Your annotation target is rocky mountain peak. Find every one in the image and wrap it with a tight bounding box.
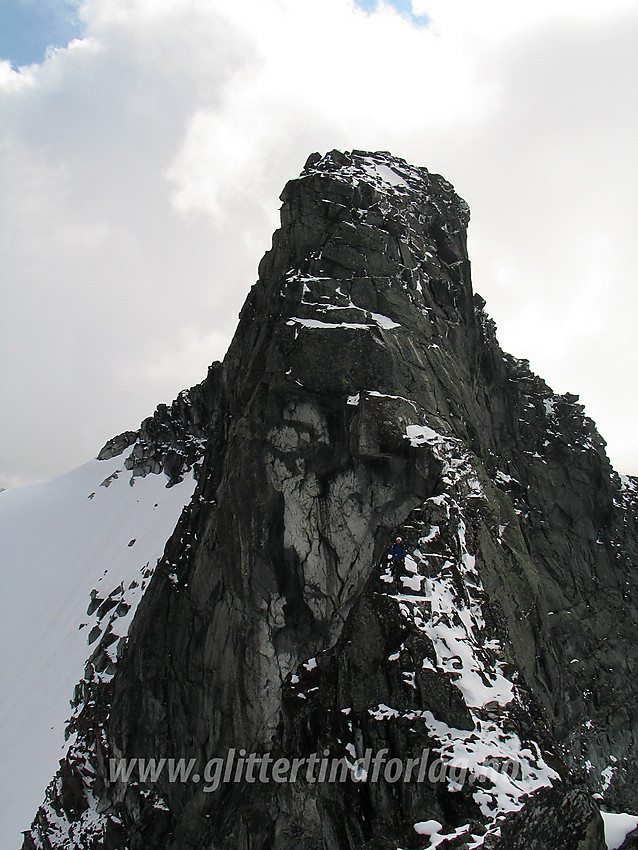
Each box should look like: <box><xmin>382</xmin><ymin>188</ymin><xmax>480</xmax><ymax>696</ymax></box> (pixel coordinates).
<box><xmin>20</xmin><ymin>150</ymin><xmax>637</xmax><ymax>850</ymax></box>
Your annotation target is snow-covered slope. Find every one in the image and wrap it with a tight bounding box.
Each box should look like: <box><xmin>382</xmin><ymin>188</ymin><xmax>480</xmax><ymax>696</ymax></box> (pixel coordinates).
<box><xmin>0</xmin><ymin>455</ymin><xmax>196</xmax><ymax>849</ymax></box>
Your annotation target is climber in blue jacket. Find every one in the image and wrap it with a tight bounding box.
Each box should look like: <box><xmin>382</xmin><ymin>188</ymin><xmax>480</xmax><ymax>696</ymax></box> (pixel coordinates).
<box><xmin>390</xmin><ymin>537</ymin><xmax>406</xmax><ymax>580</ymax></box>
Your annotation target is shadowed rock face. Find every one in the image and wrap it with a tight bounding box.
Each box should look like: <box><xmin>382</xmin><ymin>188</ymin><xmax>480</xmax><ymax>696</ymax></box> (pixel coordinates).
<box><xmin>23</xmin><ymin>151</ymin><xmax>636</xmax><ymax>850</ymax></box>
<box><xmin>486</xmin><ymin>781</ymin><xmax>607</xmax><ymax>850</ymax></box>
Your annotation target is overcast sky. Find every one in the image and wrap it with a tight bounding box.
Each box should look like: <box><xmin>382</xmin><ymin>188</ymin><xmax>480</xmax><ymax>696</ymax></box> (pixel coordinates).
<box><xmin>1</xmin><ymin>0</ymin><xmax>636</xmax><ymax>489</ymax></box>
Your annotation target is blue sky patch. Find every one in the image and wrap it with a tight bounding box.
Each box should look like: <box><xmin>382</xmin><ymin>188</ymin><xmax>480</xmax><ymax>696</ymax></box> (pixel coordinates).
<box><xmin>355</xmin><ymin>0</ymin><xmax>428</xmax><ymax>23</ymax></box>
<box><xmin>0</xmin><ymin>0</ymin><xmax>83</xmax><ymax>67</ymax></box>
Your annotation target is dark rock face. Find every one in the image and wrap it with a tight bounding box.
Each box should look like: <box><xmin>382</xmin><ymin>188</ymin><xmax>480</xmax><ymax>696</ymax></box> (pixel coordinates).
<box><xmin>23</xmin><ymin>151</ymin><xmax>637</xmax><ymax>850</ymax></box>
<box><xmin>487</xmin><ymin>782</ymin><xmax>607</xmax><ymax>850</ymax></box>
<box><xmin>620</xmin><ymin>829</ymin><xmax>638</xmax><ymax>850</ymax></box>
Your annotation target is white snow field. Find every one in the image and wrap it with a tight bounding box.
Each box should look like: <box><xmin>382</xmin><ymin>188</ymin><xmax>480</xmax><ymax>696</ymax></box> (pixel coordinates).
<box><xmin>601</xmin><ymin>812</ymin><xmax>638</xmax><ymax>850</ymax></box>
<box><xmin>0</xmin><ymin>454</ymin><xmax>196</xmax><ymax>850</ymax></box>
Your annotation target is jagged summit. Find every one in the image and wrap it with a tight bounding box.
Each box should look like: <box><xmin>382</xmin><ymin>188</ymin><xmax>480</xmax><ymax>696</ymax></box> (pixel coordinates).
<box><xmin>15</xmin><ymin>150</ymin><xmax>638</xmax><ymax>850</ymax></box>
<box><xmin>297</xmin><ymin>149</ymin><xmax>470</xmax><ymax>225</ymax></box>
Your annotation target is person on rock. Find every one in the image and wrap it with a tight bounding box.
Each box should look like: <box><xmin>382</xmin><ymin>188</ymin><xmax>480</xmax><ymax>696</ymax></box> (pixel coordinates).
<box><xmin>390</xmin><ymin>537</ymin><xmax>406</xmax><ymax>583</ymax></box>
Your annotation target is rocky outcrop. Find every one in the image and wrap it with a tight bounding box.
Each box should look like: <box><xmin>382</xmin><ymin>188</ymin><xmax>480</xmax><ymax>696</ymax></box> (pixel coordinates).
<box><xmin>486</xmin><ymin>782</ymin><xmax>606</xmax><ymax>850</ymax></box>
<box><xmin>98</xmin><ymin>362</ymin><xmax>222</xmax><ymax>484</ymax></box>
<box><xmin>22</xmin><ymin>150</ymin><xmax>637</xmax><ymax>849</ymax></box>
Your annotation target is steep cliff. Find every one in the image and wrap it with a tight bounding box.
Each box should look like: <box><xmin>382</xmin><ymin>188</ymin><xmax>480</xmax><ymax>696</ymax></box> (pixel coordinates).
<box><xmin>21</xmin><ymin>150</ymin><xmax>637</xmax><ymax>850</ymax></box>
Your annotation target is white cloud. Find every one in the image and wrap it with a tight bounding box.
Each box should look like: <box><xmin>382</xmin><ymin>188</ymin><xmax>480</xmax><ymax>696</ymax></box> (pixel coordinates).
<box><xmin>412</xmin><ymin>0</ymin><xmax>638</xmax><ymax>38</ymax></box>
<box><xmin>141</xmin><ymin>325</ymin><xmax>230</xmax><ymax>387</ymax></box>
<box><xmin>0</xmin><ymin>0</ymin><xmax>636</xmax><ymax>488</ymax></box>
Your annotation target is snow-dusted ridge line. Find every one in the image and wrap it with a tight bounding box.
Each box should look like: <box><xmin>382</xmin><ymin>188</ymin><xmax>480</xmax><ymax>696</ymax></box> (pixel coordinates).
<box><xmin>379</xmin><ymin>514</ymin><xmax>560</xmax><ymax>840</ymax></box>
<box><xmin>380</xmin><ymin>421</ymin><xmax>561</xmax><ymax>844</ymax></box>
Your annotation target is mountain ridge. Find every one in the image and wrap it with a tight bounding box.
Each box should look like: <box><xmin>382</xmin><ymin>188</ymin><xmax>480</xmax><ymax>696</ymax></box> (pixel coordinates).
<box><xmin>12</xmin><ymin>149</ymin><xmax>638</xmax><ymax>850</ymax></box>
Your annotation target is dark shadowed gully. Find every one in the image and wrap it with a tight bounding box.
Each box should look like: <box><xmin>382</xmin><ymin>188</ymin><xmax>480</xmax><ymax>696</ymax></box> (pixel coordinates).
<box><xmin>23</xmin><ymin>151</ymin><xmax>637</xmax><ymax>850</ymax></box>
